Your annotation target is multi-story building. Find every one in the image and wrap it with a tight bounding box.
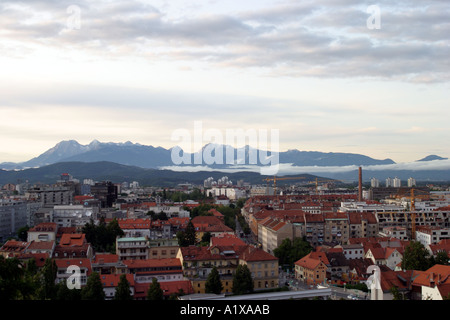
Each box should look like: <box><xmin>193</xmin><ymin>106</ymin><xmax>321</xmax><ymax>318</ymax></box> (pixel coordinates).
<box><xmin>148</xmin><ymin>238</ymin><xmax>179</xmax><ymax>259</ymax></box>
<box><xmin>51</xmin><ymin>205</ymin><xmax>98</xmax><ymax>229</ymax></box>
<box><xmin>416</xmin><ymin>226</ymin><xmax>450</xmax><ymax>246</ymax></box>
<box><xmin>371</xmin><ymin>178</ymin><xmax>380</xmax><ymax>188</ymax></box>
<box><xmin>177</xmin><ymin>241</ymin><xmax>278</xmax><ymax>294</ymax></box>
<box><xmin>0</xmin><ymin>199</ymin><xmax>29</xmax><ymax>242</ymax></box>
<box><xmin>348</xmin><ymin>212</ymin><xmax>379</xmax><ymax>238</ymax></box>
<box><xmin>116</xmin><ymin>237</ymin><xmax>149</xmax><ymax>261</ymax></box>
<box><xmin>323</xmin><ymin>212</ymin><xmax>349</xmax><ymax>245</ymax></box>
<box><xmin>294</xmin><ymin>252</ymin><xmax>328</xmax><ymax>286</ymax></box>
<box><xmin>25</xmin><ymin>185</ymin><xmax>75</xmax><ymax>208</ymax></box>
<box><xmin>91</xmin><ymin>181</ymin><xmax>118</xmax><ymax>208</ymax></box>
<box><xmin>27</xmin><ymin>222</ymin><xmax>58</xmax><ymax>242</ymax></box>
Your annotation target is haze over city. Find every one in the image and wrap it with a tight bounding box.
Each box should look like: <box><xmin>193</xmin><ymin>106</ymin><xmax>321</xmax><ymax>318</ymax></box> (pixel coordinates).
<box><xmin>0</xmin><ymin>0</ymin><xmax>449</xmax><ymax>164</ymax></box>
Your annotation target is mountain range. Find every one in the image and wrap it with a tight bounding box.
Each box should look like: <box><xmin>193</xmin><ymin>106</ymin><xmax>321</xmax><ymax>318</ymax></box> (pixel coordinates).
<box><xmin>0</xmin><ymin>140</ymin><xmax>449</xmax><ymax>184</ymax></box>
<box><xmin>0</xmin><ymin>139</ymin><xmax>397</xmax><ymax>170</ymax></box>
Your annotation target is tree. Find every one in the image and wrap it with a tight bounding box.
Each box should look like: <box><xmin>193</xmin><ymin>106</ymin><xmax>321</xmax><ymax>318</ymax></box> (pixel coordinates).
<box><xmin>81</xmin><ymin>272</ymin><xmax>106</xmax><ymax>300</ymax></box>
<box><xmin>147</xmin><ymin>278</ymin><xmax>164</xmax><ymax>300</ymax></box>
<box><xmin>17</xmin><ymin>225</ymin><xmax>29</xmax><ymax>242</ymax></box>
<box><xmin>114</xmin><ymin>274</ymin><xmax>133</xmax><ymax>300</ymax></box>
<box><xmin>274</xmin><ymin>237</ymin><xmax>313</xmax><ymax>270</ymax></box>
<box><xmin>401</xmin><ymin>241</ymin><xmax>432</xmax><ymax>271</ymax></box>
<box><xmin>232</xmin><ymin>264</ymin><xmax>253</xmax><ymax>295</ymax></box>
<box><xmin>55</xmin><ymin>280</ymin><xmax>81</xmax><ymax>300</ymax></box>
<box><xmin>177</xmin><ymin>221</ymin><xmax>197</xmax><ymax>247</ymax></box>
<box><xmin>205</xmin><ymin>266</ymin><xmax>223</xmax><ymax>294</ymax></box>
<box><xmin>38</xmin><ymin>258</ymin><xmax>58</xmax><ymax>300</ymax></box>
<box><xmin>432</xmin><ymin>251</ymin><xmax>449</xmax><ymax>266</ymax></box>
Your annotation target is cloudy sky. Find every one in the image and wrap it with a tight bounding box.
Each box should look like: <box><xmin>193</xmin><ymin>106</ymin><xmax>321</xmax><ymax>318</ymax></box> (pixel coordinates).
<box><xmin>0</xmin><ymin>0</ymin><xmax>449</xmax><ymax>164</ymax></box>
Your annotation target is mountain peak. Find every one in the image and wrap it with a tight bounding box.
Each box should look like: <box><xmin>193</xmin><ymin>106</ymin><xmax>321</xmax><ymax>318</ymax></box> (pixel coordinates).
<box><xmin>417</xmin><ymin>155</ymin><xmax>448</xmax><ymax>162</ymax></box>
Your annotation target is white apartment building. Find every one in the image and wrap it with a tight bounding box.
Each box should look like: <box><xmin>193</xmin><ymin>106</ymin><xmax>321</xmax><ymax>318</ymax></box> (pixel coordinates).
<box><xmin>416</xmin><ymin>226</ymin><xmax>450</xmax><ymax>246</ymax></box>
<box><xmin>51</xmin><ymin>204</ymin><xmax>98</xmax><ymax>228</ymax></box>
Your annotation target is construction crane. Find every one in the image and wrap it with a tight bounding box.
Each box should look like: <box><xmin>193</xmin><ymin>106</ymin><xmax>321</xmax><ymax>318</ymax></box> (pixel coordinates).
<box><xmin>394</xmin><ymin>188</ymin><xmax>430</xmax><ymax>240</ymax></box>
<box><xmin>262</xmin><ymin>176</ymin><xmax>340</xmax><ymax>196</ymax></box>
<box><xmin>262</xmin><ymin>176</ymin><xmax>313</xmax><ymax>196</ymax></box>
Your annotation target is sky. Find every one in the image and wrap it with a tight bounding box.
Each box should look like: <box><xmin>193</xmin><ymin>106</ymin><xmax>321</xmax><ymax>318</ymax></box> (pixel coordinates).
<box><xmin>0</xmin><ymin>0</ymin><xmax>449</xmax><ymax>164</ymax></box>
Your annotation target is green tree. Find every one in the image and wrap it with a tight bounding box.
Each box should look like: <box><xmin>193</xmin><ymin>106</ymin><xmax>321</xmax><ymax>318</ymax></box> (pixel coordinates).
<box><xmin>17</xmin><ymin>225</ymin><xmax>29</xmax><ymax>242</ymax></box>
<box><xmin>390</xmin><ymin>286</ymin><xmax>405</xmax><ymax>300</ymax></box>
<box><xmin>177</xmin><ymin>221</ymin><xmax>197</xmax><ymax>247</ymax></box>
<box><xmin>205</xmin><ymin>266</ymin><xmax>223</xmax><ymax>294</ymax></box>
<box><xmin>274</xmin><ymin>237</ymin><xmax>313</xmax><ymax>270</ymax></box>
<box><xmin>401</xmin><ymin>241</ymin><xmax>432</xmax><ymax>271</ymax></box>
<box><xmin>433</xmin><ymin>251</ymin><xmax>449</xmax><ymax>266</ymax></box>
<box><xmin>114</xmin><ymin>274</ymin><xmax>133</xmax><ymax>300</ymax></box>
<box><xmin>55</xmin><ymin>280</ymin><xmax>81</xmax><ymax>300</ymax></box>
<box><xmin>232</xmin><ymin>264</ymin><xmax>253</xmax><ymax>295</ymax></box>
<box><xmin>38</xmin><ymin>258</ymin><xmax>58</xmax><ymax>300</ymax></box>
<box><xmin>147</xmin><ymin>278</ymin><xmax>164</xmax><ymax>300</ymax></box>
<box><xmin>0</xmin><ymin>256</ymin><xmax>25</xmax><ymax>300</ymax></box>
<box><xmin>81</xmin><ymin>272</ymin><xmax>106</xmax><ymax>300</ymax></box>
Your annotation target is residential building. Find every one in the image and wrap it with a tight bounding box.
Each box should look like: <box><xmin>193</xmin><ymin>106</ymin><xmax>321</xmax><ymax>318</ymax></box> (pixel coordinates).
<box><xmin>348</xmin><ymin>212</ymin><xmax>378</xmax><ymax>238</ymax></box>
<box><xmin>91</xmin><ymin>181</ymin><xmax>118</xmax><ymax>208</ymax></box>
<box><xmin>323</xmin><ymin>212</ymin><xmax>349</xmax><ymax>245</ymax></box>
<box><xmin>148</xmin><ymin>238</ymin><xmax>179</xmax><ymax>259</ymax></box>
<box><xmin>53</xmin><ymin>233</ymin><xmax>94</xmax><ymax>259</ymax></box>
<box><xmin>340</xmin><ymin>243</ymin><xmax>365</xmax><ymax>260</ymax></box>
<box><xmin>379</xmin><ymin>226</ymin><xmax>409</xmax><ymax>241</ymax></box>
<box><xmin>116</xmin><ymin>237</ymin><xmax>149</xmax><ymax>261</ymax></box>
<box><xmin>294</xmin><ymin>252</ymin><xmax>328</xmax><ymax>286</ymax></box>
<box><xmin>0</xmin><ymin>199</ymin><xmax>29</xmax><ymax>242</ymax></box>
<box><xmin>416</xmin><ymin>226</ymin><xmax>450</xmax><ymax>246</ymax></box>
<box><xmin>239</xmin><ymin>245</ymin><xmax>279</xmax><ymax>290</ymax></box>
<box><xmin>191</xmin><ymin>216</ymin><xmax>234</xmax><ymax>241</ymax></box>
<box><xmin>52</xmin><ymin>205</ymin><xmax>98</xmax><ymax>229</ymax></box>
<box><xmin>27</xmin><ymin>222</ymin><xmax>58</xmax><ymax>242</ymax></box>
<box><xmin>0</xmin><ymin>240</ymin><xmax>29</xmax><ymax>258</ymax></box>
<box><xmin>364</xmin><ymin>247</ymin><xmax>403</xmax><ymax>270</ymax></box>
<box><xmin>100</xmin><ymin>273</ymin><xmax>135</xmax><ymax>300</ymax></box>
<box><xmin>411</xmin><ymin>264</ymin><xmax>450</xmax><ymax>300</ymax></box>
<box><xmin>55</xmin><ymin>258</ymin><xmax>92</xmax><ymax>287</ymax></box>
<box><xmin>91</xmin><ymin>253</ymin><xmax>127</xmax><ymax>275</ymax></box>
<box><xmin>24</xmin><ymin>240</ymin><xmax>55</xmax><ymax>256</ymax></box>
<box><xmin>25</xmin><ymin>185</ymin><xmax>75</xmax><ymax>208</ymax></box>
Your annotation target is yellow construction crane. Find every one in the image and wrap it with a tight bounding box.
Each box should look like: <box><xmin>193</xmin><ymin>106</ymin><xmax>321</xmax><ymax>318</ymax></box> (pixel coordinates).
<box><xmin>395</xmin><ymin>188</ymin><xmax>430</xmax><ymax>240</ymax></box>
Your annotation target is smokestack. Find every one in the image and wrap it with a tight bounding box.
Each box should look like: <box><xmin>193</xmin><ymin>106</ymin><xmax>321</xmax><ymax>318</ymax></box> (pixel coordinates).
<box><xmin>358</xmin><ymin>167</ymin><xmax>363</xmax><ymax>202</ymax></box>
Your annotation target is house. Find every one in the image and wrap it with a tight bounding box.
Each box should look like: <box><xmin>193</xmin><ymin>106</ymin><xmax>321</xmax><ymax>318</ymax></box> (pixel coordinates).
<box><xmin>100</xmin><ymin>273</ymin><xmax>135</xmax><ymax>300</ymax></box>
<box><xmin>427</xmin><ymin>239</ymin><xmax>450</xmax><ymax>258</ymax></box>
<box><xmin>340</xmin><ymin>243</ymin><xmax>364</xmax><ymax>260</ymax></box>
<box><xmin>118</xmin><ymin>218</ymin><xmax>151</xmax><ymax>238</ymax></box>
<box><xmin>191</xmin><ymin>216</ymin><xmax>234</xmax><ymax>241</ymax></box>
<box><xmin>294</xmin><ymin>253</ymin><xmax>328</xmax><ymax>286</ymax></box>
<box><xmin>364</xmin><ymin>246</ymin><xmax>403</xmax><ymax>270</ymax></box>
<box><xmin>239</xmin><ymin>245</ymin><xmax>279</xmax><ymax>290</ymax></box>
<box><xmin>177</xmin><ymin>245</ymin><xmax>241</xmax><ymax>294</ymax></box>
<box><xmin>376</xmin><ymin>267</ymin><xmax>414</xmax><ymax>300</ymax></box>
<box><xmin>24</xmin><ymin>240</ymin><xmax>55</xmax><ymax>256</ymax></box>
<box><xmin>121</xmin><ymin>258</ymin><xmax>190</xmax><ymax>299</ymax></box>
<box><xmin>91</xmin><ymin>253</ymin><xmax>127</xmax><ymax>275</ymax></box>
<box><xmin>53</xmin><ymin>233</ymin><xmax>93</xmax><ymax>259</ymax></box>
<box><xmin>412</xmin><ymin>264</ymin><xmax>450</xmax><ymax>300</ymax></box>
<box><xmin>54</xmin><ymin>258</ymin><xmax>92</xmax><ymax>287</ymax></box>
<box><xmin>0</xmin><ymin>240</ymin><xmax>29</xmax><ymax>258</ymax></box>
<box><xmin>27</xmin><ymin>222</ymin><xmax>58</xmax><ymax>242</ymax></box>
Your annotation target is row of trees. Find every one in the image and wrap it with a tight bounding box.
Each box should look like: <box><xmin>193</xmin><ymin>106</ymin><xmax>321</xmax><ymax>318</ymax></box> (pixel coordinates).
<box><xmin>0</xmin><ymin>255</ymin><xmax>174</xmax><ymax>300</ymax></box>
<box><xmin>204</xmin><ymin>264</ymin><xmax>254</xmax><ymax>296</ymax></box>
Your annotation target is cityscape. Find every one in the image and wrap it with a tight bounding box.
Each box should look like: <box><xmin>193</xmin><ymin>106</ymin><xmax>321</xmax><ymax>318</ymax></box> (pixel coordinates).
<box><xmin>0</xmin><ymin>0</ymin><xmax>449</xmax><ymax>315</ymax></box>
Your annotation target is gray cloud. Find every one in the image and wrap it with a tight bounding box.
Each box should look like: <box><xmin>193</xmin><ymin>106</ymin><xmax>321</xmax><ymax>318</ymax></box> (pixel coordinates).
<box><xmin>0</xmin><ymin>0</ymin><xmax>448</xmax><ymax>83</ymax></box>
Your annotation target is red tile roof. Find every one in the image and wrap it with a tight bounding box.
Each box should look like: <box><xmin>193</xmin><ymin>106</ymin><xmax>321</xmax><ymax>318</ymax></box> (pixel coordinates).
<box><xmin>59</xmin><ymin>233</ymin><xmax>86</xmax><ymax>246</ymax></box>
<box><xmin>100</xmin><ymin>274</ymin><xmax>135</xmax><ymax>287</ymax></box>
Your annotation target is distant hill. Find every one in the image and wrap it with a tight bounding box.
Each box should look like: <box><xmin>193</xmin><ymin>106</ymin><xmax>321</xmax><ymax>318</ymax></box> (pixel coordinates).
<box><xmin>0</xmin><ymin>161</ymin><xmax>328</xmax><ymax>187</ymax></box>
<box><xmin>0</xmin><ymin>139</ymin><xmax>396</xmax><ymax>170</ymax></box>
<box><xmin>417</xmin><ymin>155</ymin><xmax>448</xmax><ymax>162</ymax></box>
